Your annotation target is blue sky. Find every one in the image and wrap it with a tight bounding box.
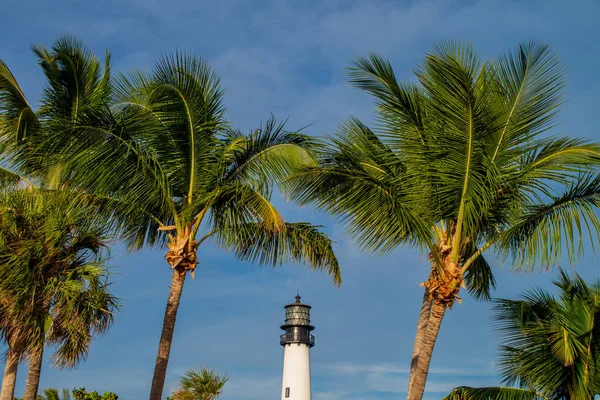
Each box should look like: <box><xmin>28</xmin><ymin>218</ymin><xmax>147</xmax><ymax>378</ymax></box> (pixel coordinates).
<box><xmin>1</xmin><ymin>0</ymin><xmax>600</xmax><ymax>399</ymax></box>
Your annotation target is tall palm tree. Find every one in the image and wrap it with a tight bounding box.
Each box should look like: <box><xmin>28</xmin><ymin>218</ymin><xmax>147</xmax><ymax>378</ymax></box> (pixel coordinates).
<box><xmin>171</xmin><ymin>366</ymin><xmax>228</xmax><ymax>400</ymax></box>
<box><xmin>287</xmin><ymin>41</ymin><xmax>600</xmax><ymax>400</ymax></box>
<box><xmin>0</xmin><ymin>37</ymin><xmax>117</xmax><ymax>400</ymax></box>
<box><xmin>444</xmin><ymin>270</ymin><xmax>600</xmax><ymax>400</ymax></box>
<box><xmin>0</xmin><ymin>187</ymin><xmax>120</xmax><ymax>400</ymax></box>
<box><xmin>39</xmin><ymin>52</ymin><xmax>341</xmax><ymax>399</ymax></box>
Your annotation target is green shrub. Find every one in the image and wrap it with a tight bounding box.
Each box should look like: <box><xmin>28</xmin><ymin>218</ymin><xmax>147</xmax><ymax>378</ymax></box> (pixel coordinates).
<box><xmin>71</xmin><ymin>388</ymin><xmax>119</xmax><ymax>400</ymax></box>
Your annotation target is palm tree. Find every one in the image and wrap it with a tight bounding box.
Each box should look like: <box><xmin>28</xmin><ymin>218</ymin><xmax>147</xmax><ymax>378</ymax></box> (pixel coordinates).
<box><xmin>444</xmin><ymin>269</ymin><xmax>600</xmax><ymax>400</ymax></box>
<box><xmin>0</xmin><ymin>37</ymin><xmax>118</xmax><ymax>400</ymax></box>
<box><xmin>39</xmin><ymin>388</ymin><xmax>71</xmax><ymax>400</ymax></box>
<box><xmin>287</xmin><ymin>41</ymin><xmax>600</xmax><ymax>400</ymax></box>
<box><xmin>38</xmin><ymin>52</ymin><xmax>341</xmax><ymax>400</ymax></box>
<box><xmin>0</xmin><ymin>187</ymin><xmax>120</xmax><ymax>400</ymax></box>
<box><xmin>171</xmin><ymin>366</ymin><xmax>228</xmax><ymax>400</ymax></box>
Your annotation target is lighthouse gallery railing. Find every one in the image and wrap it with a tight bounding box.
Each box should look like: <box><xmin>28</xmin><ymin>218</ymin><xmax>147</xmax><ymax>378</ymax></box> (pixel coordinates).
<box><xmin>280</xmin><ymin>331</ymin><xmax>315</xmax><ymax>346</ymax></box>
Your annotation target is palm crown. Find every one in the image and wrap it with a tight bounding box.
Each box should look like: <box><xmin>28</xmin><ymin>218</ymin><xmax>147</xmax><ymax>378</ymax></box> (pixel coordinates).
<box><xmin>0</xmin><ymin>186</ymin><xmax>120</xmax><ymax>400</ymax></box>
<box><xmin>287</xmin><ymin>41</ymin><xmax>600</xmax><ymax>399</ymax></box>
<box><xmin>26</xmin><ymin>42</ymin><xmax>340</xmax><ymax>399</ymax></box>
<box><xmin>445</xmin><ymin>269</ymin><xmax>600</xmax><ymax>400</ymax></box>
<box><xmin>171</xmin><ymin>366</ymin><xmax>228</xmax><ymax>400</ymax></box>
<box><xmin>45</xmin><ymin>51</ymin><xmax>341</xmax><ymax>280</ymax></box>
<box><xmin>0</xmin><ymin>36</ymin><xmax>111</xmax><ymax>187</ymax></box>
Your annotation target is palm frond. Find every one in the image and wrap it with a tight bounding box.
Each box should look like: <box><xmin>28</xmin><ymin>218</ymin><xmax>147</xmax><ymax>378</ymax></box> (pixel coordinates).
<box><xmin>511</xmin><ymin>137</ymin><xmax>600</xmax><ymax>191</ymax></box>
<box><xmin>443</xmin><ymin>386</ymin><xmax>544</xmax><ymax>400</ymax></box>
<box><xmin>0</xmin><ymin>165</ymin><xmax>33</xmax><ymax>188</ymax></box>
<box><xmin>173</xmin><ymin>366</ymin><xmax>228</xmax><ymax>400</ymax></box>
<box><xmin>287</xmin><ymin>118</ymin><xmax>431</xmax><ymax>255</ymax></box>
<box><xmin>49</xmin><ymin>272</ymin><xmax>120</xmax><ymax>368</ymax></box>
<box><xmin>208</xmin><ymin>182</ymin><xmax>286</xmax><ymax>234</ymax></box>
<box><xmin>498</xmin><ymin>173</ymin><xmax>600</xmax><ymax>270</ymax></box>
<box><xmin>417</xmin><ymin>41</ymin><xmax>506</xmax><ymax>258</ymax></box>
<box><xmin>491</xmin><ymin>271</ymin><xmax>600</xmax><ymax>398</ymax></box>
<box><xmin>43</xmin><ymin>119</ymin><xmax>176</xmax><ymax>247</ymax></box>
<box><xmin>0</xmin><ymin>58</ymin><xmax>42</xmax><ymax>181</ymax></box>
<box><xmin>43</xmin><ymin>388</ymin><xmax>61</xmax><ymax>400</ymax></box>
<box><xmin>462</xmin><ymin>242</ymin><xmax>496</xmax><ymax>301</ymax></box>
<box><xmin>220</xmin><ymin>116</ymin><xmax>318</xmax><ymax>191</ymax></box>
<box><xmin>32</xmin><ymin>34</ymin><xmax>111</xmax><ymax>125</ymax></box>
<box><xmin>489</xmin><ymin>41</ymin><xmax>565</xmax><ymax>164</ymax></box>
<box><xmin>0</xmin><ymin>59</ymin><xmax>40</xmax><ymax>142</ymax></box>
<box><xmin>0</xmin><ymin>186</ymin><xmax>120</xmax><ymax>369</ymax></box>
<box><xmin>347</xmin><ymin>54</ymin><xmax>428</xmax><ymax>149</ymax></box>
<box><xmin>217</xmin><ymin>222</ymin><xmax>341</xmax><ymax>286</ymax></box>
<box><xmin>112</xmin><ymin>51</ymin><xmax>225</xmax><ymax>202</ymax></box>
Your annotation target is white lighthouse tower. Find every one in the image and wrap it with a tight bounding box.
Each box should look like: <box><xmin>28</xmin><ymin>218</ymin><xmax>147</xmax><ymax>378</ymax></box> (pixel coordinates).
<box><xmin>279</xmin><ymin>294</ymin><xmax>315</xmax><ymax>400</ymax></box>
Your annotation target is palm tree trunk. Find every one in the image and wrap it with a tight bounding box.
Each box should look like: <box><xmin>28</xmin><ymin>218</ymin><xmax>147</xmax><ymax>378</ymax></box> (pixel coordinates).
<box><xmin>407</xmin><ymin>287</ymin><xmax>432</xmax><ymax>394</ymax></box>
<box><xmin>406</xmin><ymin>300</ymin><xmax>447</xmax><ymax>400</ymax></box>
<box><xmin>149</xmin><ymin>268</ymin><xmax>187</xmax><ymax>400</ymax></box>
<box><xmin>22</xmin><ymin>345</ymin><xmax>44</xmax><ymax>400</ymax></box>
<box><xmin>0</xmin><ymin>347</ymin><xmax>20</xmax><ymax>400</ymax></box>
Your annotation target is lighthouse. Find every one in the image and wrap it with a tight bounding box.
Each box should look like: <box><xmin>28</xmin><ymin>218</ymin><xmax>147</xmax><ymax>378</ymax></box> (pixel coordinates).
<box><xmin>279</xmin><ymin>294</ymin><xmax>315</xmax><ymax>400</ymax></box>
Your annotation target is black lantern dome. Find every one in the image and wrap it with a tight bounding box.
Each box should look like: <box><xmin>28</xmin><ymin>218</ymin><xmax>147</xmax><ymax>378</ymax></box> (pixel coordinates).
<box><xmin>279</xmin><ymin>295</ymin><xmax>315</xmax><ymax>347</ymax></box>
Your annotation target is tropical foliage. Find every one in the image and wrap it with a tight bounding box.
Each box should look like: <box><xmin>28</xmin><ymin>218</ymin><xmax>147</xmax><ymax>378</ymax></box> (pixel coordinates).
<box><xmin>286</xmin><ymin>40</ymin><xmax>600</xmax><ymax>399</ymax></box>
<box><xmin>39</xmin><ymin>388</ymin><xmax>71</xmax><ymax>400</ymax></box>
<box><xmin>0</xmin><ymin>35</ymin><xmax>341</xmax><ymax>400</ymax></box>
<box><xmin>2</xmin><ymin>33</ymin><xmax>598</xmax><ymax>400</ymax></box>
<box><xmin>72</xmin><ymin>388</ymin><xmax>119</xmax><ymax>400</ymax></box>
<box><xmin>0</xmin><ymin>37</ymin><xmax>120</xmax><ymax>400</ymax></box>
<box><xmin>0</xmin><ymin>36</ymin><xmax>112</xmax><ymax>188</ymax></box>
<box><xmin>170</xmin><ymin>367</ymin><xmax>228</xmax><ymax>400</ymax></box>
<box><xmin>0</xmin><ymin>187</ymin><xmax>120</xmax><ymax>400</ymax></box>
<box><xmin>444</xmin><ymin>270</ymin><xmax>600</xmax><ymax>400</ymax></box>
<box><xmin>18</xmin><ymin>387</ymin><xmax>119</xmax><ymax>400</ymax></box>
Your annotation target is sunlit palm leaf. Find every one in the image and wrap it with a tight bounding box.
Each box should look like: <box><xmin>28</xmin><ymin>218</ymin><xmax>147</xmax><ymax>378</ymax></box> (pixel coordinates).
<box><xmin>112</xmin><ymin>52</ymin><xmax>225</xmax><ymax>202</ymax></box>
<box><xmin>32</xmin><ymin>35</ymin><xmax>111</xmax><ymax>125</ymax></box>
<box><xmin>498</xmin><ymin>173</ymin><xmax>600</xmax><ymax>270</ymax></box>
<box><xmin>491</xmin><ymin>271</ymin><xmax>600</xmax><ymax>398</ymax></box>
<box><xmin>462</xmin><ymin>242</ymin><xmax>496</xmax><ymax>301</ymax></box>
<box><xmin>209</xmin><ymin>183</ymin><xmax>286</xmax><ymax>232</ymax></box>
<box><xmin>0</xmin><ymin>59</ymin><xmax>40</xmax><ymax>142</ymax></box>
<box><xmin>443</xmin><ymin>386</ymin><xmax>544</xmax><ymax>400</ymax></box>
<box><xmin>218</xmin><ymin>222</ymin><xmax>341</xmax><ymax>286</ymax></box>
<box><xmin>287</xmin><ymin>118</ymin><xmax>431</xmax><ymax>255</ymax></box>
<box><xmin>489</xmin><ymin>41</ymin><xmax>565</xmax><ymax>165</ymax></box>
<box><xmin>220</xmin><ymin>117</ymin><xmax>317</xmax><ymax>190</ymax></box>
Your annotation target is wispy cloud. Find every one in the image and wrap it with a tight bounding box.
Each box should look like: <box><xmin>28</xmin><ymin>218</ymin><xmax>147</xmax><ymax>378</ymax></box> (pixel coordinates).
<box><xmin>325</xmin><ymin>362</ymin><xmax>495</xmax><ymax>377</ymax></box>
<box><xmin>316</xmin><ymin>362</ymin><xmax>498</xmax><ymax>397</ymax></box>
<box><xmin>327</xmin><ymin>363</ymin><xmax>410</xmax><ymax>375</ymax></box>
<box><xmin>367</xmin><ymin>372</ymin><xmax>497</xmax><ymax>395</ymax></box>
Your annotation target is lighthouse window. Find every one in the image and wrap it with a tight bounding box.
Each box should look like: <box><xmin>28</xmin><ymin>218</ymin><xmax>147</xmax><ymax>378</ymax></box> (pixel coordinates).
<box><xmin>285</xmin><ymin>387</ymin><xmax>290</xmax><ymax>397</ymax></box>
